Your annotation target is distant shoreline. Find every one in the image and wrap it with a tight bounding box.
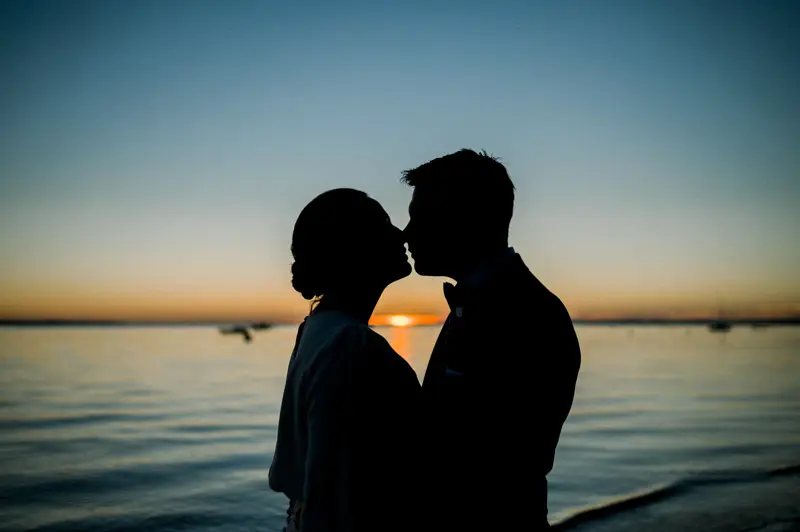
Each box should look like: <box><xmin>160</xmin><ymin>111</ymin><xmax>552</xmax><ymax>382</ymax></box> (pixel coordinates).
<box><xmin>1</xmin><ymin>318</ymin><xmax>798</xmax><ymax>328</ymax></box>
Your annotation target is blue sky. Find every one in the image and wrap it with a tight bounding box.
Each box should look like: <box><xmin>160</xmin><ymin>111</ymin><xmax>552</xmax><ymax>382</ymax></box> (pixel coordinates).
<box><xmin>1</xmin><ymin>0</ymin><xmax>798</xmax><ymax>320</ymax></box>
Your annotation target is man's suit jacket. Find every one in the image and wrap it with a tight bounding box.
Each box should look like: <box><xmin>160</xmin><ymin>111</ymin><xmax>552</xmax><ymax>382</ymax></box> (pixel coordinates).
<box><xmin>421</xmin><ymin>253</ymin><xmax>581</xmax><ymax>530</ymax></box>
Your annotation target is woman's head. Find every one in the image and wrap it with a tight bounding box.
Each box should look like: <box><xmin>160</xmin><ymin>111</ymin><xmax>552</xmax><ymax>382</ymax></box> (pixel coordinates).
<box><xmin>291</xmin><ymin>189</ymin><xmax>411</xmax><ymax>301</ymax></box>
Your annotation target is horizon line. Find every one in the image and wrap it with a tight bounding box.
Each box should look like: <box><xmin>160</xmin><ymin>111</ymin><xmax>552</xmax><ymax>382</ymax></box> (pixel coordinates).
<box><xmin>1</xmin><ymin>317</ymin><xmax>799</xmax><ymax>327</ymax></box>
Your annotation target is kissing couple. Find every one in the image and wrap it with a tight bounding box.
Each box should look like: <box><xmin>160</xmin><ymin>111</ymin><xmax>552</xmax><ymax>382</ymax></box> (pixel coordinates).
<box><xmin>268</xmin><ymin>149</ymin><xmax>581</xmax><ymax>531</ymax></box>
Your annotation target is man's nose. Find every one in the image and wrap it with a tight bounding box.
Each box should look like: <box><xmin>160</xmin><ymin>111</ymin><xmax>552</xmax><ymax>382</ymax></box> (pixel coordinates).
<box><xmin>402</xmin><ymin>221</ymin><xmax>411</xmax><ymax>242</ymax></box>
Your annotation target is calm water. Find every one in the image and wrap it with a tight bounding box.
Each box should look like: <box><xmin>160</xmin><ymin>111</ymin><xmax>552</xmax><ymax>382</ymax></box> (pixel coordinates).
<box><xmin>1</xmin><ymin>325</ymin><xmax>799</xmax><ymax>531</ymax></box>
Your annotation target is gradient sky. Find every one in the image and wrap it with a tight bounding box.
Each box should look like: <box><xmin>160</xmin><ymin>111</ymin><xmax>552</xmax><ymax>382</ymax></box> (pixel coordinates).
<box><xmin>1</xmin><ymin>0</ymin><xmax>798</xmax><ymax>322</ymax></box>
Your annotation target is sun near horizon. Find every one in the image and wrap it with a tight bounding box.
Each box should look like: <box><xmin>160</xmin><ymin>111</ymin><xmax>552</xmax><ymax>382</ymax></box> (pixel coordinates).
<box><xmin>370</xmin><ymin>314</ymin><xmax>442</xmax><ymax>327</ymax></box>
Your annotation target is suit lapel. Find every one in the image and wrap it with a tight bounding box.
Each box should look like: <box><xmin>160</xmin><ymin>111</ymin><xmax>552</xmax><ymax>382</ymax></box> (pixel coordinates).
<box><xmin>422</xmin><ymin>254</ymin><xmax>533</xmax><ymax>391</ymax></box>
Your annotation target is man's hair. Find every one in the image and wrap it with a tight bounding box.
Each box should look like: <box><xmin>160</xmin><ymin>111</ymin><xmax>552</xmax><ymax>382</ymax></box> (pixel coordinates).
<box><xmin>401</xmin><ymin>149</ymin><xmax>515</xmax><ymax>239</ymax></box>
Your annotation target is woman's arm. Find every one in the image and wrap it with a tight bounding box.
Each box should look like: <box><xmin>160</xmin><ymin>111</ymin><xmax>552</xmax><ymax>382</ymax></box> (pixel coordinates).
<box><xmin>301</xmin><ymin>332</ymin><xmax>358</xmax><ymax>532</ymax></box>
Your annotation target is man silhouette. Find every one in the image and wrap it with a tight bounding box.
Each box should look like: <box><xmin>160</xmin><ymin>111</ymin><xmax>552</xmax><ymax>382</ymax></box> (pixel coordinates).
<box><xmin>402</xmin><ymin>149</ymin><xmax>581</xmax><ymax>530</ymax></box>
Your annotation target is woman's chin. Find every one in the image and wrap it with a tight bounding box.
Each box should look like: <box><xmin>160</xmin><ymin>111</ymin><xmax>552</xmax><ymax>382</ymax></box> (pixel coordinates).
<box><xmin>388</xmin><ymin>261</ymin><xmax>412</xmax><ymax>284</ymax></box>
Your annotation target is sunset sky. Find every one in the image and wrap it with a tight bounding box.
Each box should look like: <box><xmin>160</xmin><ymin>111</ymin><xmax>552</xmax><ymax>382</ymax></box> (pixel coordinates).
<box><xmin>1</xmin><ymin>0</ymin><xmax>798</xmax><ymax>322</ymax></box>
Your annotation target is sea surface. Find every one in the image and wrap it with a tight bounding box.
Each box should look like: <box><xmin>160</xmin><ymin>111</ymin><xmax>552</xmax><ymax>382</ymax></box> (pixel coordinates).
<box><xmin>1</xmin><ymin>325</ymin><xmax>799</xmax><ymax>531</ymax></box>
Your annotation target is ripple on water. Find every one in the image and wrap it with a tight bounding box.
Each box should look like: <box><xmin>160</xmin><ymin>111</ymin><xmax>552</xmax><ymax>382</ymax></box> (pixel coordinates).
<box><xmin>1</xmin><ymin>474</ymin><xmax>286</xmax><ymax>532</ymax></box>
<box><xmin>0</xmin><ymin>411</ymin><xmax>169</xmax><ymax>430</ymax></box>
<box><xmin>0</xmin><ymin>452</ymin><xmax>273</xmax><ymax>507</ymax></box>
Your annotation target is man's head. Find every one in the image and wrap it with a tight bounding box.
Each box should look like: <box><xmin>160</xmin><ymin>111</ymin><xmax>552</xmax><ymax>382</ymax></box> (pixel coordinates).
<box><xmin>402</xmin><ymin>149</ymin><xmax>515</xmax><ymax>278</ymax></box>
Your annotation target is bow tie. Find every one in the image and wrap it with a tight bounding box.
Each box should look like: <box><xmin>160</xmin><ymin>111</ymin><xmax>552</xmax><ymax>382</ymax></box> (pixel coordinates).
<box><xmin>443</xmin><ymin>282</ymin><xmax>467</xmax><ymax>313</ymax></box>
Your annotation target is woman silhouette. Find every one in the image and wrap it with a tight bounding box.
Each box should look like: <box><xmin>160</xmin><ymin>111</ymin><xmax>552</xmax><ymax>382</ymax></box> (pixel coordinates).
<box><xmin>269</xmin><ymin>189</ymin><xmax>421</xmax><ymax>532</ymax></box>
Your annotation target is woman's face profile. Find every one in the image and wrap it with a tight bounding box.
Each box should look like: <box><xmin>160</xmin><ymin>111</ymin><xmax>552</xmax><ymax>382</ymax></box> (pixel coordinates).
<box><xmin>291</xmin><ymin>189</ymin><xmax>411</xmax><ymax>298</ymax></box>
<box><xmin>354</xmin><ymin>200</ymin><xmax>411</xmax><ymax>288</ymax></box>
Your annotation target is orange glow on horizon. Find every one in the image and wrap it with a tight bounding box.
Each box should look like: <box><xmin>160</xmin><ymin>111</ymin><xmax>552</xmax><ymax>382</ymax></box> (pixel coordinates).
<box><xmin>369</xmin><ymin>314</ymin><xmax>443</xmax><ymax>327</ymax></box>
<box><xmin>1</xmin><ymin>282</ymin><xmax>798</xmax><ymax>324</ymax></box>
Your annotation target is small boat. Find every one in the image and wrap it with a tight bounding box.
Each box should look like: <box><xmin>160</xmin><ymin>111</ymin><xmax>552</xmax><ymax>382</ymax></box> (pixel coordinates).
<box><xmin>251</xmin><ymin>322</ymin><xmax>272</xmax><ymax>330</ymax></box>
<box><xmin>708</xmin><ymin>320</ymin><xmax>732</xmax><ymax>333</ymax></box>
<box><xmin>219</xmin><ymin>325</ymin><xmax>252</xmax><ymax>343</ymax></box>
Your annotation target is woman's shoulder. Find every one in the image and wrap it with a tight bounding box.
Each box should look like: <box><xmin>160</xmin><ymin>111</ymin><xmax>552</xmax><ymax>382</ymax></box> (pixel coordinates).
<box><xmin>302</xmin><ymin>311</ymin><xmax>388</xmax><ymax>359</ymax></box>
<box><xmin>303</xmin><ymin>311</ymin><xmax>414</xmax><ymax>375</ymax></box>
<box><xmin>305</xmin><ymin>311</ymin><xmax>386</xmax><ymax>350</ymax></box>
<box><xmin>302</xmin><ymin>309</ymin><xmax>355</xmax><ymax>335</ymax></box>
<box><xmin>343</xmin><ymin>323</ymin><xmax>404</xmax><ymax>370</ymax></box>
<box><xmin>362</xmin><ymin>328</ymin><xmax>419</xmax><ymax>384</ymax></box>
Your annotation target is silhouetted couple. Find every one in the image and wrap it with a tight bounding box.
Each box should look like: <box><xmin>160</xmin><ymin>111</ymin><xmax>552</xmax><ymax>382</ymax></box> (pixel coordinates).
<box><xmin>269</xmin><ymin>149</ymin><xmax>581</xmax><ymax>531</ymax></box>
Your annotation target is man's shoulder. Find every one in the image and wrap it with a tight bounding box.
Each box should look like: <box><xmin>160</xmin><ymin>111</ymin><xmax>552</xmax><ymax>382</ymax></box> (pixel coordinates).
<box><xmin>482</xmin><ymin>256</ymin><xmax>569</xmax><ymax>316</ymax></box>
<box><xmin>473</xmin><ymin>260</ymin><xmax>578</xmax><ymax>354</ymax></box>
